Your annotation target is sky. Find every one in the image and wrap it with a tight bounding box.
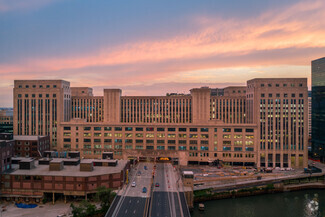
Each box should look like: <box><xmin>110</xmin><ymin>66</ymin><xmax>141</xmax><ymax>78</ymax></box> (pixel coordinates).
<box><xmin>1</xmin><ymin>0</ymin><xmax>325</xmax><ymax>107</ymax></box>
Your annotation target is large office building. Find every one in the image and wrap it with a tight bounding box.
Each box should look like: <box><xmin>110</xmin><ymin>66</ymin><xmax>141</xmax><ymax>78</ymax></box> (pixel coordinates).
<box><xmin>13</xmin><ymin>78</ymin><xmax>308</xmax><ymax>168</ymax></box>
<box><xmin>311</xmin><ymin>57</ymin><xmax>325</xmax><ymax>162</ymax></box>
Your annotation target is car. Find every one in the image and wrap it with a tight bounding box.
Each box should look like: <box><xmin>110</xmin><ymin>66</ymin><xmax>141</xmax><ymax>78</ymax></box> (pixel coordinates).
<box><xmin>144</xmin><ymin>166</ymin><xmax>147</xmax><ymax>170</ymax></box>
<box><xmin>155</xmin><ymin>183</ymin><xmax>159</xmax><ymax>187</ymax></box>
<box><xmin>142</xmin><ymin>187</ymin><xmax>147</xmax><ymax>193</ymax></box>
<box><xmin>131</xmin><ymin>181</ymin><xmax>136</xmax><ymax>187</ymax></box>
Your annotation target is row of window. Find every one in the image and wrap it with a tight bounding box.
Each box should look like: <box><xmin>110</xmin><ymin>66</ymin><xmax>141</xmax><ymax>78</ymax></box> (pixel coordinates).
<box><xmin>63</xmin><ymin>126</ymin><xmax>254</xmax><ymax>133</ymax></box>
<box><xmin>18</xmin><ymin>94</ymin><xmax>57</xmax><ymax>98</ymax></box>
<box><xmin>260</xmin><ymin>83</ymin><xmax>303</xmax><ymax>87</ymax></box>
<box><xmin>261</xmin><ymin>93</ymin><xmax>304</xmax><ymax>98</ymax></box>
<box><xmin>18</xmin><ymin>84</ymin><xmax>58</xmax><ymax>88</ymax></box>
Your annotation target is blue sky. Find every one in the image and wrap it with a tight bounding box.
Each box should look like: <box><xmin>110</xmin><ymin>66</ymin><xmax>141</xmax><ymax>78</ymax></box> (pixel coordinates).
<box><xmin>1</xmin><ymin>0</ymin><xmax>325</xmax><ymax>106</ymax></box>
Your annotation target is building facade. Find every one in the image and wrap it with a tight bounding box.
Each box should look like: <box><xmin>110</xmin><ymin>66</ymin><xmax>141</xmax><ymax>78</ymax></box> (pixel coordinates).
<box><xmin>0</xmin><ymin>109</ymin><xmax>13</xmax><ymax>134</ymax></box>
<box><xmin>13</xmin><ymin>78</ymin><xmax>309</xmax><ymax>168</ymax></box>
<box><xmin>311</xmin><ymin>57</ymin><xmax>325</xmax><ymax>162</ymax></box>
<box><xmin>13</xmin><ymin>135</ymin><xmax>50</xmax><ymax>158</ymax></box>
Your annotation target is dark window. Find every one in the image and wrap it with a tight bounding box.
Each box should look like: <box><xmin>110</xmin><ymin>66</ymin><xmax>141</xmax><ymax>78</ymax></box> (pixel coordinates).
<box><xmin>299</xmin><ymin>94</ymin><xmax>303</xmax><ymax>97</ymax></box>
<box><xmin>234</xmin><ymin>128</ymin><xmax>242</xmax><ymax>132</ymax></box>
<box><xmin>261</xmin><ymin>84</ymin><xmax>264</xmax><ymax>87</ymax></box>
<box><xmin>125</xmin><ymin>127</ymin><xmax>133</xmax><ymax>131</ymax></box>
<box><xmin>94</xmin><ymin>127</ymin><xmax>101</xmax><ymax>131</ymax></box>
<box><xmin>64</xmin><ymin>127</ymin><xmax>71</xmax><ymax>131</ymax></box>
<box><xmin>146</xmin><ymin>127</ymin><xmax>154</xmax><ymax>131</ymax></box>
<box><xmin>46</xmin><ymin>85</ymin><xmax>50</xmax><ymax>88</ymax></box>
<box><xmin>84</xmin><ymin>127</ymin><xmax>91</xmax><ymax>131</ymax></box>
<box><xmin>276</xmin><ymin>84</ymin><xmax>279</xmax><ymax>87</ymax></box>
<box><xmin>84</xmin><ymin>139</ymin><xmax>91</xmax><ymax>142</ymax></box>
<box><xmin>201</xmin><ymin>128</ymin><xmax>209</xmax><ymax>132</ymax></box>
<box><xmin>268</xmin><ymin>84</ymin><xmax>272</xmax><ymax>87</ymax></box>
<box><xmin>214</xmin><ymin>128</ymin><xmax>217</xmax><ymax>132</ymax></box>
<box><xmin>157</xmin><ymin>128</ymin><xmax>165</xmax><ymax>131</ymax></box>
<box><xmin>104</xmin><ymin>139</ymin><xmax>112</xmax><ymax>143</ymax></box>
<box><xmin>39</xmin><ymin>94</ymin><xmax>42</xmax><ymax>98</ymax></box>
<box><xmin>53</xmin><ymin>94</ymin><xmax>56</xmax><ymax>97</ymax></box>
<box><xmin>115</xmin><ymin>127</ymin><xmax>122</xmax><ymax>131</ymax></box>
<box><xmin>261</xmin><ymin>94</ymin><xmax>265</xmax><ymax>97</ymax></box>
<box><xmin>223</xmin><ymin>128</ymin><xmax>231</xmax><ymax>132</ymax></box>
<box><xmin>104</xmin><ymin>127</ymin><xmax>111</xmax><ymax>131</ymax></box>
<box><xmin>94</xmin><ymin>139</ymin><xmax>101</xmax><ymax>143</ymax></box>
<box><xmin>179</xmin><ymin>128</ymin><xmax>187</xmax><ymax>132</ymax></box>
<box><xmin>168</xmin><ymin>128</ymin><xmax>175</xmax><ymax>132</ymax></box>
<box><xmin>190</xmin><ymin>128</ymin><xmax>197</xmax><ymax>132</ymax></box>
<box><xmin>246</xmin><ymin>129</ymin><xmax>254</xmax><ymax>133</ymax></box>
<box><xmin>136</xmin><ymin>127</ymin><xmax>143</xmax><ymax>131</ymax></box>
<box><xmin>268</xmin><ymin>94</ymin><xmax>272</xmax><ymax>97</ymax></box>
<box><xmin>63</xmin><ymin>138</ymin><xmax>71</xmax><ymax>142</ymax></box>
<box><xmin>291</xmin><ymin>94</ymin><xmax>295</xmax><ymax>97</ymax></box>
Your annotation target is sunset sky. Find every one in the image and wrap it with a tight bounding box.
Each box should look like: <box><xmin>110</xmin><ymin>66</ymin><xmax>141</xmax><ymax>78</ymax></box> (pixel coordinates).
<box><xmin>1</xmin><ymin>0</ymin><xmax>325</xmax><ymax>107</ymax></box>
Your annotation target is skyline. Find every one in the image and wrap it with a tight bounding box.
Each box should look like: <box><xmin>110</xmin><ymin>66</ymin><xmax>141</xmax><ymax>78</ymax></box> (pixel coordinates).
<box><xmin>1</xmin><ymin>0</ymin><xmax>325</xmax><ymax>106</ymax></box>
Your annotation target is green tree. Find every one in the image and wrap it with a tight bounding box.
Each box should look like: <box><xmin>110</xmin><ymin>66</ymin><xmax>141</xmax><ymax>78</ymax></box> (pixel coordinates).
<box><xmin>70</xmin><ymin>200</ymin><xmax>97</xmax><ymax>217</ymax></box>
<box><xmin>95</xmin><ymin>186</ymin><xmax>116</xmax><ymax>213</ymax></box>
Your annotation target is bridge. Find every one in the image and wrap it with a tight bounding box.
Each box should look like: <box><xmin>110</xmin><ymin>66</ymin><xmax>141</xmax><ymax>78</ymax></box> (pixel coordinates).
<box><xmin>106</xmin><ymin>162</ymin><xmax>191</xmax><ymax>217</ymax></box>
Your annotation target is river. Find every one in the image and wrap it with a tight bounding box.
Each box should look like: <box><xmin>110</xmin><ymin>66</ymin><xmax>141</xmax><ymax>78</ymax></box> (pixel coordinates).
<box><xmin>192</xmin><ymin>190</ymin><xmax>325</xmax><ymax>217</ymax></box>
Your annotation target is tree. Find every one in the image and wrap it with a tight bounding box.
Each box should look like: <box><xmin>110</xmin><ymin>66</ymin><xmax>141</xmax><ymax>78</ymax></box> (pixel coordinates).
<box><xmin>70</xmin><ymin>200</ymin><xmax>97</xmax><ymax>217</ymax></box>
<box><xmin>95</xmin><ymin>186</ymin><xmax>116</xmax><ymax>213</ymax></box>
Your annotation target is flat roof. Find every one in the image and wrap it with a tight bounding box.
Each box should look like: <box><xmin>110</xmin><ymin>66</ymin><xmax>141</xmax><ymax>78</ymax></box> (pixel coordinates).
<box><xmin>8</xmin><ymin>160</ymin><xmax>128</xmax><ymax>177</ymax></box>
<box><xmin>183</xmin><ymin>171</ymin><xmax>194</xmax><ymax>175</ymax></box>
<box><xmin>14</xmin><ymin>135</ymin><xmax>48</xmax><ymax>141</ymax></box>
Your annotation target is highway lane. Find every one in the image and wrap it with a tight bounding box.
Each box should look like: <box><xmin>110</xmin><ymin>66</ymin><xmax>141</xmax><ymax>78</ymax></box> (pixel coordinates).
<box><xmin>111</xmin><ymin>162</ymin><xmax>153</xmax><ymax>217</ymax></box>
<box><xmin>149</xmin><ymin>163</ymin><xmax>184</xmax><ymax>217</ymax></box>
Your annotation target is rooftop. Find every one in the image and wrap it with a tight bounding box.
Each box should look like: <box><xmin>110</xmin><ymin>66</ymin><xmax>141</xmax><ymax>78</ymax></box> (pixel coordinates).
<box><xmin>8</xmin><ymin>159</ymin><xmax>128</xmax><ymax>177</ymax></box>
<box><xmin>14</xmin><ymin>135</ymin><xmax>48</xmax><ymax>141</ymax></box>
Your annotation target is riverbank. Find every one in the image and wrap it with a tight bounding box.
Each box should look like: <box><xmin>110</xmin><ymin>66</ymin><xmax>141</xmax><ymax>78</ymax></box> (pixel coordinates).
<box><xmin>193</xmin><ymin>174</ymin><xmax>325</xmax><ymax>203</ymax></box>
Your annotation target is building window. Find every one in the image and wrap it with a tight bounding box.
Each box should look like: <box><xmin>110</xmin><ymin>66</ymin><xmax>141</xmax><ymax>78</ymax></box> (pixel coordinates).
<box><xmin>179</xmin><ymin>128</ymin><xmax>187</xmax><ymax>132</ymax></box>
<box><xmin>125</xmin><ymin>127</ymin><xmax>133</xmax><ymax>131</ymax></box>
<box><xmin>200</xmin><ymin>128</ymin><xmax>209</xmax><ymax>132</ymax></box>
<box><xmin>114</xmin><ymin>127</ymin><xmax>122</xmax><ymax>131</ymax></box>
<box><xmin>168</xmin><ymin>128</ymin><xmax>175</xmax><ymax>132</ymax></box>
<box><xmin>94</xmin><ymin>127</ymin><xmax>101</xmax><ymax>131</ymax></box>
<box><xmin>104</xmin><ymin>127</ymin><xmax>112</xmax><ymax>131</ymax></box>
<box><xmin>146</xmin><ymin>127</ymin><xmax>154</xmax><ymax>131</ymax></box>
<box><xmin>234</xmin><ymin>128</ymin><xmax>242</xmax><ymax>132</ymax></box>
<box><xmin>157</xmin><ymin>128</ymin><xmax>165</xmax><ymax>131</ymax></box>
<box><xmin>136</xmin><ymin>127</ymin><xmax>143</xmax><ymax>131</ymax></box>
<box><xmin>190</xmin><ymin>128</ymin><xmax>197</xmax><ymax>132</ymax></box>
<box><xmin>261</xmin><ymin>84</ymin><xmax>264</xmax><ymax>87</ymax></box>
<box><xmin>223</xmin><ymin>128</ymin><xmax>231</xmax><ymax>132</ymax></box>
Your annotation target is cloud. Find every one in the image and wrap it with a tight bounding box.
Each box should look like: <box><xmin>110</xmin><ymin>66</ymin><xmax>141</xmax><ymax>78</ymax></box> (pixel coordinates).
<box><xmin>0</xmin><ymin>0</ymin><xmax>323</xmax><ymax>106</ymax></box>
<box><xmin>1</xmin><ymin>0</ymin><xmax>325</xmax><ymax>75</ymax></box>
<box><xmin>0</xmin><ymin>0</ymin><xmax>62</xmax><ymax>12</ymax></box>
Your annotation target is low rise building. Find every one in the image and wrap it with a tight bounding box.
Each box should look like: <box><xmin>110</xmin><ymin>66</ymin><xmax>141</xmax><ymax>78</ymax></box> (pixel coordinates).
<box><xmin>13</xmin><ymin>135</ymin><xmax>50</xmax><ymax>158</ymax></box>
<box><xmin>0</xmin><ymin>158</ymin><xmax>129</xmax><ymax>203</ymax></box>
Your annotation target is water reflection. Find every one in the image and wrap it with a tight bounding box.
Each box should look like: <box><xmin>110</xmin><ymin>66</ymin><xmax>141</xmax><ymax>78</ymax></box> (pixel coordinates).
<box><xmin>192</xmin><ymin>190</ymin><xmax>325</xmax><ymax>217</ymax></box>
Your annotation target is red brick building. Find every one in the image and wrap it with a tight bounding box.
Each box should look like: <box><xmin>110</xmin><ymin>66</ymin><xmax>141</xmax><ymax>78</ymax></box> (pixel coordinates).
<box><xmin>1</xmin><ymin>158</ymin><xmax>129</xmax><ymax>203</ymax></box>
<box><xmin>14</xmin><ymin>135</ymin><xmax>50</xmax><ymax>158</ymax></box>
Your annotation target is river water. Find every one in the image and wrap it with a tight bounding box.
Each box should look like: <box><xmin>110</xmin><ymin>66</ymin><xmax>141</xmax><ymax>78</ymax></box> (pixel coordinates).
<box><xmin>192</xmin><ymin>190</ymin><xmax>325</xmax><ymax>217</ymax></box>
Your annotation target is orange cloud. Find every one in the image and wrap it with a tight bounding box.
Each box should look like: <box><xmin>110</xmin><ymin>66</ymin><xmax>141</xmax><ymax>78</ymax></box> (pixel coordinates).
<box><xmin>1</xmin><ymin>0</ymin><xmax>325</xmax><ymax>76</ymax></box>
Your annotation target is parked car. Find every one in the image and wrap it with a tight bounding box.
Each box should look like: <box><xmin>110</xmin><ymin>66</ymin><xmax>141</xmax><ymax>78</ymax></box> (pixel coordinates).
<box><xmin>142</xmin><ymin>187</ymin><xmax>147</xmax><ymax>193</ymax></box>
<box><xmin>144</xmin><ymin>166</ymin><xmax>147</xmax><ymax>170</ymax></box>
<box><xmin>131</xmin><ymin>181</ymin><xmax>136</xmax><ymax>187</ymax></box>
<box><xmin>155</xmin><ymin>183</ymin><xmax>160</xmax><ymax>187</ymax></box>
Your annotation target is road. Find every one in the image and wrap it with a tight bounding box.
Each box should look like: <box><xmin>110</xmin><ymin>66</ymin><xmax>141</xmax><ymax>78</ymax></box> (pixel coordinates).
<box><xmin>110</xmin><ymin>162</ymin><xmax>153</xmax><ymax>217</ymax></box>
<box><xmin>149</xmin><ymin>163</ymin><xmax>190</xmax><ymax>217</ymax></box>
